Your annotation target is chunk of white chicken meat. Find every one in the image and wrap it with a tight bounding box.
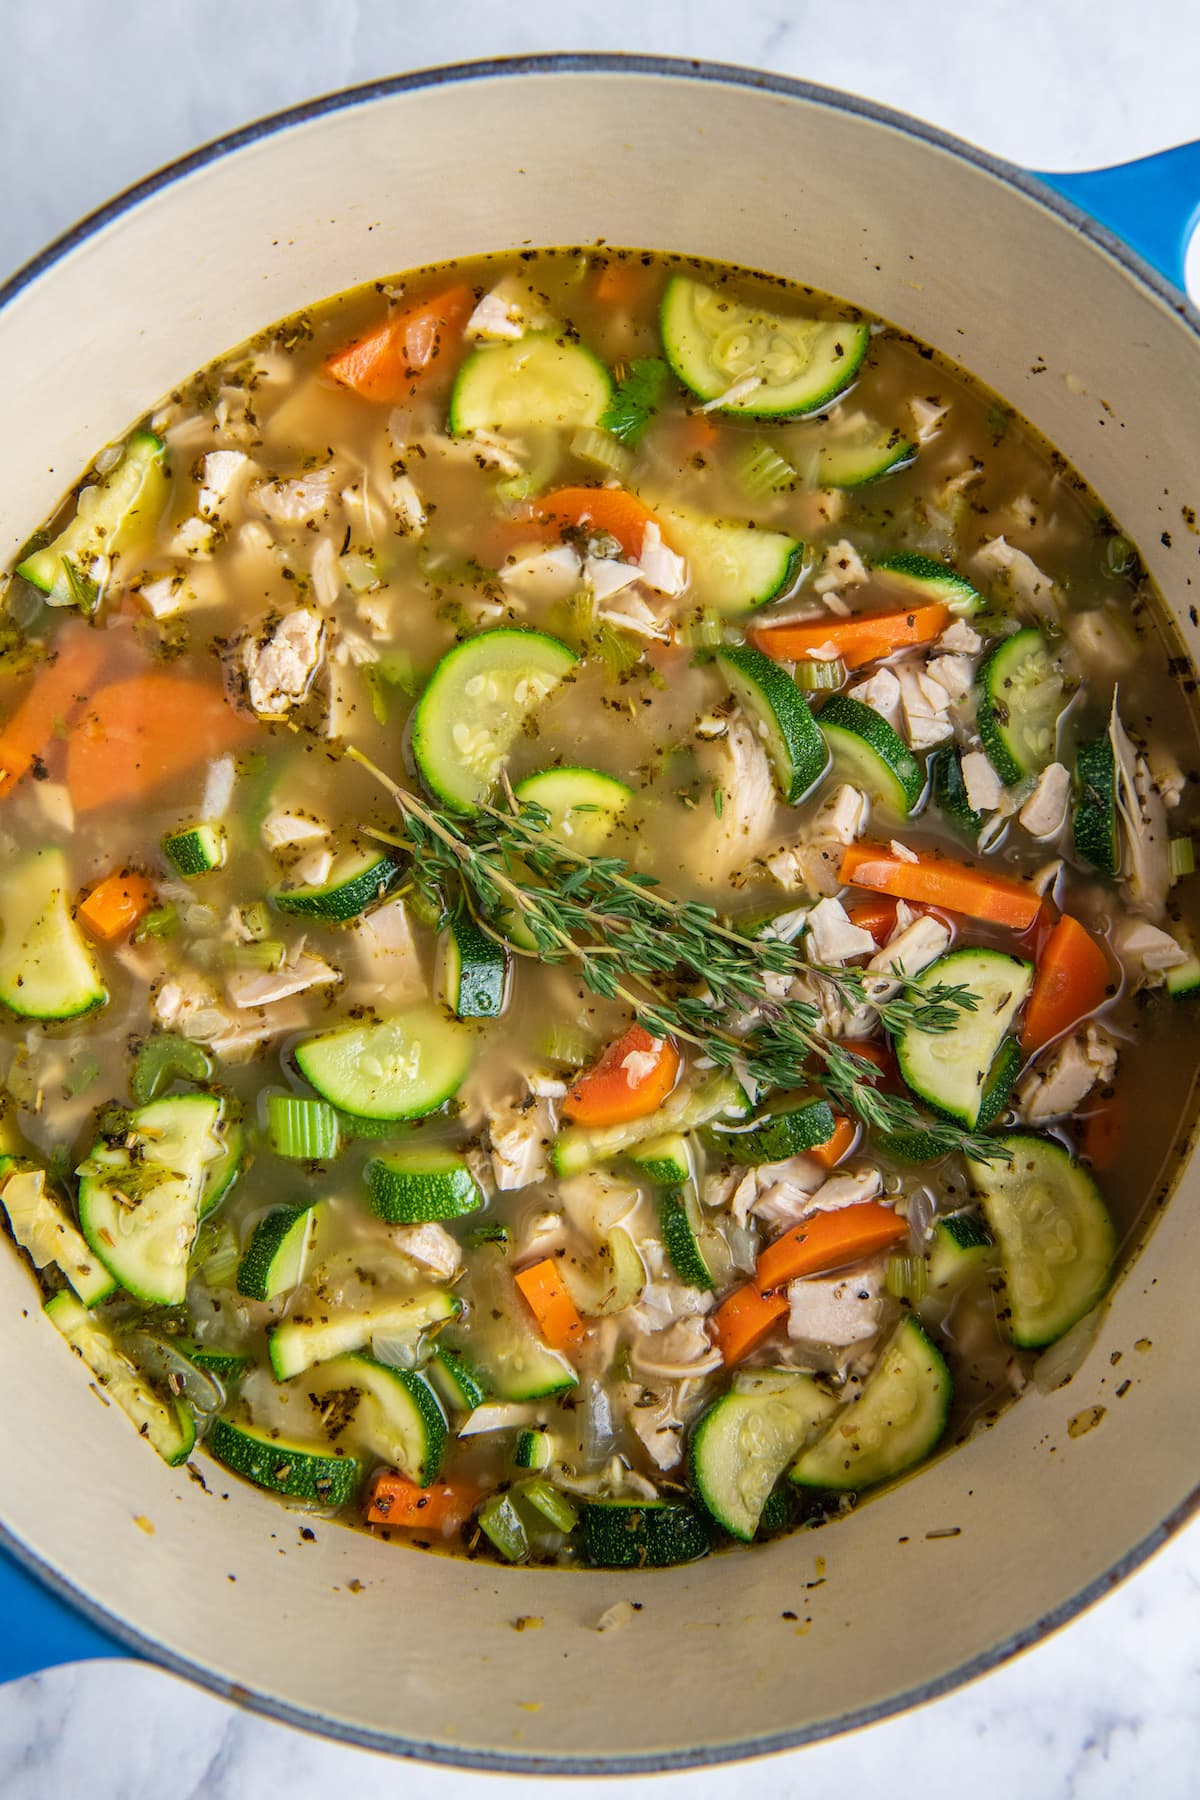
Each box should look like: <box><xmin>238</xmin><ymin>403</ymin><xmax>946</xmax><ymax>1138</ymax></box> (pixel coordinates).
<box><xmin>861</xmin><ymin>912</ymin><xmax>953</xmax><ymax>1003</ymax></box>
<box><xmin>812</xmin><ymin>538</ymin><xmax>870</xmax><ymax>599</ymax></box>
<box><xmin>1110</xmin><ymin>916</ymin><xmax>1188</xmax><ymax>989</ymax></box>
<box><xmin>925</xmin><ymin>652</ymin><xmax>975</xmax><ymax>703</ymax></box>
<box><xmin>960</xmin><ymin>749</ymin><xmax>1005</xmax><ymax>814</ymax></box>
<box><xmin>498</xmin><ymin>544</ymin><xmax>581</xmax><ymax>605</ymax></box>
<box><xmin>629</xmin><ymin>1314</ymin><xmax>722</xmax><ymax>1381</ymax></box>
<box><xmin>739</xmin><ymin>1155</ymin><xmax>826</xmax><ymax>1228</ymax></box>
<box><xmin>584</xmin><ymin>554</ymin><xmax>641</xmax><ymax>603</ymax></box>
<box><xmin>636</xmin><ymin>522</ymin><xmax>687</xmax><ymax>597</ymax></box>
<box><xmin>242</xmin><ymin>609</ymin><xmax>324</xmax><ymax>717</ymax></box>
<box><xmin>1016</xmin><ymin>1026</ymin><xmax>1118</xmax><ymax>1124</ymax></box>
<box><xmin>224</xmin><ymin>948</ymin><xmax>339</xmax><ymax>1011</ymax></box>
<box><xmin>197</xmin><ymin>449</ymin><xmax>252</xmax><ymax>520</ymax></box>
<box><xmin>939</xmin><ymin>618</ymin><xmax>982</xmax><ymax>654</ymax></box>
<box><xmin>817</xmin><ymin>783</ymin><xmax>869</xmax><ymax>846</ymax></box>
<box><xmin>788</xmin><ymin>1259</ymin><xmax>885</xmax><ymax>1348</ymax></box>
<box><xmin>693</xmin><ymin>714</ymin><xmax>777</xmax><ymax>887</ymax></box>
<box><xmin>389</xmin><ymin>1222</ymin><xmax>462</xmax><ymax>1282</ymax></box>
<box><xmin>260</xmin><ymin>809</ymin><xmax>329</xmax><ymax>853</ymax></box>
<box><xmin>895</xmin><ymin>661</ymin><xmax>954</xmax><ymax>750</ymax></box>
<box><xmin>251</xmin><ymin>468</ymin><xmax>337</xmax><ymax>526</ymax></box>
<box><xmin>974</xmin><ymin>536</ymin><xmax>1059</xmax><ymax>621</ymax></box>
<box><xmin>465</xmin><ymin>275</ymin><xmax>551</xmax><ymax>341</ymax></box>
<box><xmin>622</xmin><ymin>1382</ymin><xmax>688</xmax><ymax>1472</ymax></box>
<box><xmin>804</xmin><ymin>1167</ymin><xmax>884</xmax><ymax>1213</ymax></box>
<box><xmin>201</xmin><ymin>754</ymin><xmax>236</xmax><ymax>822</ymax></box>
<box><xmin>1064</xmin><ymin>607</ymin><xmax>1138</xmax><ymax>676</ymax></box>
<box><xmin>805</xmin><ymin>896</ymin><xmax>876</xmax><ymax>965</ymax></box>
<box><xmin>908</xmin><ymin>395</ymin><xmax>949</xmax><ymax>444</ymax></box>
<box><xmin>487</xmin><ymin>1097</ymin><xmax>553</xmax><ymax>1191</ymax></box>
<box><xmin>1018</xmin><ymin>761</ymin><xmax>1072</xmax><ymax>840</ymax></box>
<box><xmin>1109</xmin><ymin>698</ymin><xmax>1171</xmax><ymax>919</ymax></box>
<box><xmin>846</xmin><ymin>667</ymin><xmax>903</xmax><ymax>736</ymax></box>
<box><xmin>598</xmin><ymin>590</ymin><xmax>671</xmax><ymax>641</ymax></box>
<box><xmin>347</xmin><ymin>897</ymin><xmax>426</xmax><ymax>1005</ymax></box>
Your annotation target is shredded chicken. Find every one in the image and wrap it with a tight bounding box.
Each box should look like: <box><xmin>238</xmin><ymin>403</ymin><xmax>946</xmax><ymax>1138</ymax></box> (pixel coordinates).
<box><xmin>348</xmin><ymin>897</ymin><xmax>426</xmax><ymax>1005</ymax></box>
<box><xmin>805</xmin><ymin>896</ymin><xmax>876</xmax><ymax>965</ymax></box>
<box><xmin>1017</xmin><ymin>1026</ymin><xmax>1118</xmax><ymax>1123</ymax></box>
<box><xmin>815</xmin><ymin>783</ymin><xmax>869</xmax><ymax>846</ymax></box>
<box><xmin>390</xmin><ymin>1222</ymin><xmax>462</xmax><ymax>1281</ymax></box>
<box><xmin>939</xmin><ymin>618</ymin><xmax>982</xmax><ymax>654</ymax></box>
<box><xmin>961</xmin><ymin>749</ymin><xmax>1005</xmax><ymax>814</ymax></box>
<box><xmin>636</xmin><ymin>522</ymin><xmax>688</xmax><ymax>596</ymax></box>
<box><xmin>261</xmin><ymin>810</ymin><xmax>329</xmax><ymax>853</ymax></box>
<box><xmin>252</xmin><ymin>468</ymin><xmax>337</xmax><ymax>526</ymax></box>
<box><xmin>694</xmin><ymin>714</ymin><xmax>777</xmax><ymax>887</ymax></box>
<box><xmin>805</xmin><ymin>1167</ymin><xmax>884</xmax><ymax>1213</ymax></box>
<box><xmin>585</xmin><ymin>555</ymin><xmax>641</xmax><ymax>602</ymax></box>
<box><xmin>863</xmin><ymin>913</ymin><xmax>953</xmax><ymax>1002</ymax></box>
<box><xmin>788</xmin><ymin>1260</ymin><xmax>884</xmax><ymax>1347</ymax></box>
<box><xmin>925</xmin><ymin>652</ymin><xmax>974</xmax><ymax>702</ymax></box>
<box><xmin>225</xmin><ymin>948</ymin><xmax>339</xmax><ymax>1011</ymax></box>
<box><xmin>629</xmin><ymin>1315</ymin><xmax>721</xmax><ymax>1380</ymax></box>
<box><xmin>974</xmin><ymin>536</ymin><xmax>1058</xmax><ymax>620</ymax></box>
<box><xmin>812</xmin><ymin>538</ymin><xmax>869</xmax><ymax>598</ymax></box>
<box><xmin>242</xmin><ymin>609</ymin><xmax>324</xmax><ymax>716</ymax></box>
<box><xmin>895</xmin><ymin>662</ymin><xmax>954</xmax><ymax>749</ymax></box>
<box><xmin>1019</xmin><ymin>762</ymin><xmax>1071</xmax><ymax>840</ymax></box>
<box><xmin>847</xmin><ymin>667</ymin><xmax>903</xmax><ymax>735</ymax></box>
<box><xmin>1111</xmin><ymin>916</ymin><xmax>1188</xmax><ymax>988</ymax></box>
<box><xmin>499</xmin><ymin>545</ymin><xmax>581</xmax><ymax>604</ymax></box>
<box><xmin>908</xmin><ymin>395</ymin><xmax>948</xmax><ymax>444</ymax></box>
<box><xmin>1110</xmin><ymin>698</ymin><xmax>1170</xmax><ymax>919</ymax></box>
<box><xmin>488</xmin><ymin>1098</ymin><xmax>552</xmax><ymax>1191</ymax></box>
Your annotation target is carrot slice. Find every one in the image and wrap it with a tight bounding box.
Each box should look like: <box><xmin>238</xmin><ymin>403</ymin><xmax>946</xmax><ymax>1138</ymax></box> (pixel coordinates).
<box><xmin>66</xmin><ymin>674</ymin><xmax>257</xmax><ymax>812</ymax></box>
<box><xmin>0</xmin><ymin>627</ymin><xmax>108</xmax><ymax>799</ymax></box>
<box><xmin>809</xmin><ymin>1115</ymin><xmax>859</xmax><ymax>1171</ymax></box>
<box><xmin>839</xmin><ymin>843</ymin><xmax>1041</xmax><ymax>931</ymax></box>
<box><xmin>514</xmin><ymin>1258</ymin><xmax>586</xmax><ymax>1352</ymax></box>
<box><xmin>712</xmin><ymin>1282</ymin><xmax>789</xmax><ymax>1366</ymax></box>
<box><xmin>365</xmin><ymin>1473</ymin><xmax>480</xmax><ymax>1532</ymax></box>
<box><xmin>77</xmin><ymin>870</ymin><xmax>156</xmax><ymax>942</ymax></box>
<box><xmin>536</xmin><ymin>487</ymin><xmax>664</xmax><ymax>561</ymax></box>
<box><xmin>845</xmin><ymin>895</ymin><xmax>902</xmax><ymax>946</ymax></box>
<box><xmin>593</xmin><ymin>259</ymin><xmax>646</xmax><ymax>308</ymax></box>
<box><xmin>560</xmin><ymin>1025</ymin><xmax>681</xmax><ymax>1128</ymax></box>
<box><xmin>1080</xmin><ymin>1090</ymin><xmax>1126</xmax><ymax>1172</ymax></box>
<box><xmin>324</xmin><ymin>284</ymin><xmax>474</xmax><ymax>404</ymax></box>
<box><xmin>751</xmin><ymin>602</ymin><xmax>949</xmax><ymax>671</ymax></box>
<box><xmin>676</xmin><ymin>413</ymin><xmax>721</xmax><ymax>459</ymax></box>
<box><xmin>1020</xmin><ymin>913</ymin><xmax>1113</xmax><ymax>1053</ymax></box>
<box><xmin>755</xmin><ymin>1202</ymin><xmax>910</xmax><ymax>1293</ymax></box>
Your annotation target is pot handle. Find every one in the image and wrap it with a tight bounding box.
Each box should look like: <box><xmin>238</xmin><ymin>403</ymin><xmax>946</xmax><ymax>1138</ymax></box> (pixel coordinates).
<box><xmin>1031</xmin><ymin>139</ymin><xmax>1200</xmax><ymax>292</ymax></box>
<box><xmin>0</xmin><ymin>1544</ymin><xmax>125</xmax><ymax>1684</ymax></box>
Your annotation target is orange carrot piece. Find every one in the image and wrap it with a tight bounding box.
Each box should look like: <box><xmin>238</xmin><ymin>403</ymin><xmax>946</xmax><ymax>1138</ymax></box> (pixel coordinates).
<box><xmin>66</xmin><ymin>674</ymin><xmax>257</xmax><ymax>813</ymax></box>
<box><xmin>365</xmin><ymin>1473</ymin><xmax>480</xmax><ymax>1532</ymax></box>
<box><xmin>809</xmin><ymin>1115</ymin><xmax>859</xmax><ymax>1170</ymax></box>
<box><xmin>560</xmin><ymin>1025</ymin><xmax>681</xmax><ymax>1127</ymax></box>
<box><xmin>77</xmin><ymin>870</ymin><xmax>156</xmax><ymax>942</ymax></box>
<box><xmin>324</xmin><ymin>284</ymin><xmax>473</xmax><ymax>403</ymax></box>
<box><xmin>839</xmin><ymin>843</ymin><xmax>1042</xmax><ymax>931</ymax></box>
<box><xmin>676</xmin><ymin>413</ymin><xmax>721</xmax><ymax>458</ymax></box>
<box><xmin>514</xmin><ymin>1258</ymin><xmax>586</xmax><ymax>1352</ymax></box>
<box><xmin>0</xmin><ymin>627</ymin><xmax>108</xmax><ymax>799</ymax></box>
<box><xmin>845</xmin><ymin>895</ymin><xmax>902</xmax><ymax>946</ymax></box>
<box><xmin>712</xmin><ymin>1282</ymin><xmax>790</xmax><ymax>1366</ymax></box>
<box><xmin>1020</xmin><ymin>913</ymin><xmax>1113</xmax><ymax>1053</ymax></box>
<box><xmin>536</xmin><ymin>487</ymin><xmax>665</xmax><ymax>562</ymax></box>
<box><xmin>593</xmin><ymin>258</ymin><xmax>646</xmax><ymax>307</ymax></box>
<box><xmin>1080</xmin><ymin>1090</ymin><xmax>1126</xmax><ymax>1172</ymax></box>
<box><xmin>476</xmin><ymin>512</ymin><xmax>560</xmax><ymax>568</ymax></box>
<box><xmin>751</xmin><ymin>602</ymin><xmax>949</xmax><ymax>671</ymax></box>
<box><xmin>755</xmin><ymin>1202</ymin><xmax>910</xmax><ymax>1293</ymax></box>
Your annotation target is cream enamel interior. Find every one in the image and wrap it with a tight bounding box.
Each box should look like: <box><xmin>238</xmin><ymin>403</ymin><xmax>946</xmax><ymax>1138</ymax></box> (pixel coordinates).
<box><xmin>3</xmin><ymin>63</ymin><xmax>1200</xmax><ymax>1769</ymax></box>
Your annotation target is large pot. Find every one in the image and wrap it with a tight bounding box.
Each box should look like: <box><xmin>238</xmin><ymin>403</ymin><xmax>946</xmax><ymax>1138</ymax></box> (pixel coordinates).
<box><xmin>2</xmin><ymin>55</ymin><xmax>1200</xmax><ymax>1774</ymax></box>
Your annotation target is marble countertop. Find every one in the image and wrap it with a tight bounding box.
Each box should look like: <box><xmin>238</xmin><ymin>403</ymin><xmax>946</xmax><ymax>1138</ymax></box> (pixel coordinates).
<box><xmin>2</xmin><ymin>3</ymin><xmax>1198</xmax><ymax>1795</ymax></box>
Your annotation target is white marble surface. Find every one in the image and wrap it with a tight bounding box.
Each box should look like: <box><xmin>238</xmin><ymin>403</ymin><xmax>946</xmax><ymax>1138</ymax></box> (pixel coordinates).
<box><xmin>2</xmin><ymin>3</ymin><xmax>1200</xmax><ymax>1796</ymax></box>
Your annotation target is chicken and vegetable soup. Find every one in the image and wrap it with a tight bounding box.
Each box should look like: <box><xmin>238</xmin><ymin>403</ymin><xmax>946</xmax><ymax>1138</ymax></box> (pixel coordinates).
<box><xmin>2</xmin><ymin>250</ymin><xmax>1198</xmax><ymax>1567</ymax></box>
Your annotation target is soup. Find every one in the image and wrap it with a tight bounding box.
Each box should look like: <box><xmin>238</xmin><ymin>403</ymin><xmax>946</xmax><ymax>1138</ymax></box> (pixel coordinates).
<box><xmin>1</xmin><ymin>250</ymin><xmax>1197</xmax><ymax>1567</ymax></box>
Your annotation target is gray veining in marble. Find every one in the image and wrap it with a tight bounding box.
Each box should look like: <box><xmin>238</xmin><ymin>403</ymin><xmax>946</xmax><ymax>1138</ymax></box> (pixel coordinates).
<box><xmin>1</xmin><ymin>2</ymin><xmax>1198</xmax><ymax>1795</ymax></box>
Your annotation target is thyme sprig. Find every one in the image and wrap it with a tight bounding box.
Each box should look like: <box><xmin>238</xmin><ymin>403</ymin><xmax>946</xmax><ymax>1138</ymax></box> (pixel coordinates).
<box><xmin>350</xmin><ymin>749</ymin><xmax>1001</xmax><ymax>1160</ymax></box>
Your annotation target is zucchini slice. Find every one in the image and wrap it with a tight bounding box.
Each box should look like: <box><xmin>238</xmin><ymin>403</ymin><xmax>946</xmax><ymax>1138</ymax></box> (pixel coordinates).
<box><xmin>0</xmin><ymin>848</ymin><xmax>107</xmax><ymax>1022</ymax></box>
<box><xmin>929</xmin><ymin>745</ymin><xmax>985</xmax><ymax>842</ymax></box>
<box><xmin>364</xmin><ymin>1146</ymin><xmax>483</xmax><ymax>1224</ymax></box>
<box><xmin>626</xmin><ymin>1132</ymin><xmax>693</xmax><ymax>1186</ymax></box>
<box><xmin>310</xmin><ymin>1356</ymin><xmax>448</xmax><ymax>1486</ymax></box>
<box><xmin>512</xmin><ymin>766</ymin><xmax>633</xmax><ymax>853</ymax></box>
<box><xmin>895</xmin><ymin>949</ymin><xmax>1033</xmax><ymax>1129</ymax></box>
<box><xmin>452</xmin><ymin>1245</ymin><xmax>577</xmax><ymax>1400</ymax></box>
<box><xmin>660</xmin><ymin>275</ymin><xmax>869</xmax><ymax>419</ymax></box>
<box><xmin>161</xmin><ymin>823</ymin><xmax>226</xmax><ymax>878</ymax></box>
<box><xmin>976</xmin><ymin>628</ymin><xmax>1064</xmax><ymax>785</ymax></box>
<box><xmin>270</xmin><ymin>845</ymin><xmax>400</xmax><ymax>923</ymax></box>
<box><xmin>789</xmin><ymin>1316</ymin><xmax>951</xmax><ymax>1491</ymax></box>
<box><xmin>707</xmin><ymin>1096</ymin><xmax>836</xmax><ymax>1167</ymax></box>
<box><xmin>411</xmin><ymin>628</ymin><xmax>578</xmax><ymax>812</ymax></box>
<box><xmin>551</xmin><ymin>1072</ymin><xmax>747</xmax><ymax>1177</ymax></box>
<box><xmin>441</xmin><ymin>912</ymin><xmax>510</xmax><ymax>1018</ymax></box>
<box><xmin>966</xmin><ymin>1134</ymin><xmax>1116</xmax><ymax>1347</ymax></box>
<box><xmin>873</xmin><ymin>551</ymin><xmax>983</xmax><ymax>616</ymax></box>
<box><xmin>236</xmin><ymin>1201</ymin><xmax>323</xmax><ymax>1301</ymax></box>
<box><xmin>690</xmin><ymin>1371</ymin><xmax>837</xmax><ymax>1539</ymax></box>
<box><xmin>78</xmin><ymin>1093</ymin><xmax>224</xmax><ymax>1306</ymax></box>
<box><xmin>293</xmin><ymin>1004</ymin><xmax>473</xmax><ymax>1122</ymax></box>
<box><xmin>1073</xmin><ymin>736</ymin><xmax>1119</xmax><ymax>876</ymax></box>
<box><xmin>0</xmin><ymin>1166</ymin><xmax>117</xmax><ymax>1306</ymax></box>
<box><xmin>268</xmin><ymin>1288</ymin><xmax>460</xmax><ymax>1381</ymax></box>
<box><xmin>46</xmin><ymin>1292</ymin><xmax>195</xmax><ymax>1466</ymax></box>
<box><xmin>579</xmin><ymin>1497</ymin><xmax>711</xmax><ymax>1566</ymax></box>
<box><xmin>449</xmin><ymin>334</ymin><xmax>612</xmax><ymax>436</ymax></box>
<box><xmin>817</xmin><ymin>418</ymin><xmax>915</xmax><ymax>489</ymax></box>
<box><xmin>928</xmin><ymin>1211</ymin><xmax>997</xmax><ymax>1291</ymax></box>
<box><xmin>18</xmin><ymin>430</ymin><xmax>169</xmax><ymax>602</ymax></box>
<box><xmin>649</xmin><ymin>500</ymin><xmax>805</xmax><ymax>615</ymax></box>
<box><xmin>818</xmin><ymin>693</ymin><xmax>923</xmax><ymax>818</ymax></box>
<box><xmin>427</xmin><ymin>1345</ymin><xmax>489</xmax><ymax>1412</ymax></box>
<box><xmin>206</xmin><ymin>1415</ymin><xmax>361</xmax><ymax>1504</ymax></box>
<box><xmin>657</xmin><ymin>1185</ymin><xmax>717</xmax><ymax>1291</ymax></box>
<box><xmin>716</xmin><ymin>645</ymin><xmax>829</xmax><ymax>804</ymax></box>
